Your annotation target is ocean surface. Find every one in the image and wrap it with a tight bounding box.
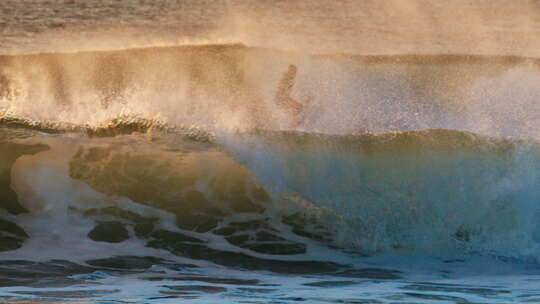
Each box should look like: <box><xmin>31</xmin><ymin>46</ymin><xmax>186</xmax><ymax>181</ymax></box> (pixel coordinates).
<box><xmin>2</xmin><ymin>1</ymin><xmax>540</xmax><ymax>303</ymax></box>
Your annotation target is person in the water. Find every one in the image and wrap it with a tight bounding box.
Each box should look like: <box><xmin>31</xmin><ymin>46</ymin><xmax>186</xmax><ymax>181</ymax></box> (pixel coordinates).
<box><xmin>275</xmin><ymin>64</ymin><xmax>311</xmax><ymax>127</ymax></box>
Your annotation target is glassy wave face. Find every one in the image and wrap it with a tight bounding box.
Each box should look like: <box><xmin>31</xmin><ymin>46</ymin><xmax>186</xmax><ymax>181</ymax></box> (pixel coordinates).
<box><xmin>1</xmin><ymin>47</ymin><xmax>540</xmax><ymax>303</ymax></box>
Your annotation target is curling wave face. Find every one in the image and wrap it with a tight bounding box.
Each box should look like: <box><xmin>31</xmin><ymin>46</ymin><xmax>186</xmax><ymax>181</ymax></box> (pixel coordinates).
<box><xmin>2</xmin><ymin>127</ymin><xmax>540</xmax><ymax>263</ymax></box>
<box><xmin>225</xmin><ymin>129</ymin><xmax>540</xmax><ymax>258</ymax></box>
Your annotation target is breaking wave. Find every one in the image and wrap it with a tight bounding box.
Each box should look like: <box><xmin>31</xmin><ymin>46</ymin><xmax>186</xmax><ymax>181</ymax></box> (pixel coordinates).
<box><xmin>2</xmin><ymin>44</ymin><xmax>540</xmax><ymax>138</ymax></box>
<box><xmin>2</xmin><ymin>44</ymin><xmax>540</xmax><ymax>268</ymax></box>
<box><xmin>1</xmin><ymin>126</ymin><xmax>540</xmax><ymax>265</ymax></box>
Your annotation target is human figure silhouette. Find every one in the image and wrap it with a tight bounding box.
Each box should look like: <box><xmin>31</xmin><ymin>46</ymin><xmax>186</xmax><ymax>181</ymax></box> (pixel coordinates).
<box><xmin>275</xmin><ymin>64</ymin><xmax>311</xmax><ymax>127</ymax></box>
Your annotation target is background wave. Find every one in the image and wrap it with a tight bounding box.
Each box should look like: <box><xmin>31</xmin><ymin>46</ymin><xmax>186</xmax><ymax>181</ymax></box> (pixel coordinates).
<box><xmin>3</xmin><ymin>0</ymin><xmax>540</xmax><ymax>57</ymax></box>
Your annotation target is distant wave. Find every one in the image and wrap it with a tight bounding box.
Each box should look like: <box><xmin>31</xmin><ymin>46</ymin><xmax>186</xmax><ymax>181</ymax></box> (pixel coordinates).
<box><xmin>4</xmin><ymin>0</ymin><xmax>540</xmax><ymax>57</ymax></box>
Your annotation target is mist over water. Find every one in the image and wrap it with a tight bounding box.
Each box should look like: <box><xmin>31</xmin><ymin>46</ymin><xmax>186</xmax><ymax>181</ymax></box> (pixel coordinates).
<box><xmin>3</xmin><ymin>0</ymin><xmax>540</xmax><ymax>56</ymax></box>
<box><xmin>3</xmin><ymin>0</ymin><xmax>540</xmax><ymax>137</ymax></box>
<box><xmin>2</xmin><ymin>45</ymin><xmax>540</xmax><ymax>139</ymax></box>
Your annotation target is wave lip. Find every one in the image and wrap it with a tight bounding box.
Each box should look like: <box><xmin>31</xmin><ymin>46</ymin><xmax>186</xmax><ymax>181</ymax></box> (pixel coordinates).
<box><xmin>2</xmin><ymin>44</ymin><xmax>540</xmax><ymax>137</ymax></box>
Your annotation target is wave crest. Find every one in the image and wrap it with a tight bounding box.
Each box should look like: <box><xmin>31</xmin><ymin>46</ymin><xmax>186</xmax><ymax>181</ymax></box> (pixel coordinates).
<box><xmin>2</xmin><ymin>44</ymin><xmax>540</xmax><ymax>137</ymax></box>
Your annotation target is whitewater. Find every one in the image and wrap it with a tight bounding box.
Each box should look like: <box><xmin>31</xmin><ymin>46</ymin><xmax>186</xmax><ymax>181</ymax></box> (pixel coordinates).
<box><xmin>2</xmin><ymin>1</ymin><xmax>540</xmax><ymax>303</ymax></box>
